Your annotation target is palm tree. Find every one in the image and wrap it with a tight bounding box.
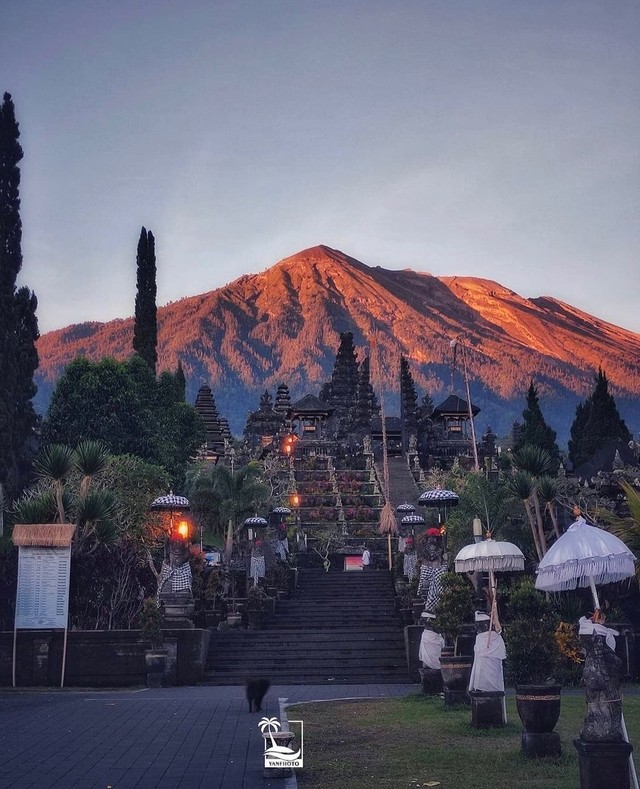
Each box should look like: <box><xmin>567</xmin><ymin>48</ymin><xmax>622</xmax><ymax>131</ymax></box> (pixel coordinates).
<box><xmin>599</xmin><ymin>481</ymin><xmax>640</xmax><ymax>582</ymax></box>
<box><xmin>189</xmin><ymin>462</ymin><xmax>269</xmax><ymax>560</ymax></box>
<box><xmin>509</xmin><ymin>445</ymin><xmax>561</xmax><ymax>556</ymax></box>
<box><xmin>33</xmin><ymin>443</ymin><xmax>75</xmax><ymax>523</ymax></box>
<box><xmin>15</xmin><ymin>441</ymin><xmax>116</xmax><ymax>553</ymax></box>
<box><xmin>508</xmin><ymin>471</ymin><xmax>544</xmax><ymax>560</ymax></box>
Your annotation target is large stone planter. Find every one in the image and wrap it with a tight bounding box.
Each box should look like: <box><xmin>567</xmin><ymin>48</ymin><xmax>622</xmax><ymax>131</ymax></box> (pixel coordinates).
<box><xmin>515</xmin><ymin>684</ymin><xmax>562</xmax><ymax>757</ymax></box>
<box><xmin>440</xmin><ymin>653</ymin><xmax>472</xmax><ymax>706</ymax></box>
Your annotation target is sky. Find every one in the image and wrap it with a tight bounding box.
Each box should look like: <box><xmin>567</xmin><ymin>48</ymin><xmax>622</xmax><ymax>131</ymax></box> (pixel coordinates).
<box><xmin>3</xmin><ymin>0</ymin><xmax>639</xmax><ymax>335</ymax></box>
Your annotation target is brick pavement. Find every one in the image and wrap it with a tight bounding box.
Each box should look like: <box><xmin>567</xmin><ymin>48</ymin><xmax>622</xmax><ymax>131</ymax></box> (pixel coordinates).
<box><xmin>0</xmin><ymin>684</ymin><xmax>416</xmax><ymax>789</ymax></box>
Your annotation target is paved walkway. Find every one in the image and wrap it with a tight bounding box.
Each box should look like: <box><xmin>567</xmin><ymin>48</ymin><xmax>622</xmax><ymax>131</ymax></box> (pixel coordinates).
<box><xmin>0</xmin><ymin>683</ymin><xmax>417</xmax><ymax>789</ymax></box>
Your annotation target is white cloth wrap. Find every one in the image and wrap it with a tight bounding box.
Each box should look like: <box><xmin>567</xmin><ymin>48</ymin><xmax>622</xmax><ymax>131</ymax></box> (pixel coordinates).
<box><xmin>578</xmin><ymin>617</ymin><xmax>618</xmax><ymax>651</ymax></box>
<box><xmin>250</xmin><ymin>555</ymin><xmax>266</xmax><ymax>583</ymax></box>
<box><xmin>468</xmin><ymin>631</ymin><xmax>506</xmax><ymax>692</ymax></box>
<box><xmin>419</xmin><ymin>629</ymin><xmax>445</xmax><ymax>670</ymax></box>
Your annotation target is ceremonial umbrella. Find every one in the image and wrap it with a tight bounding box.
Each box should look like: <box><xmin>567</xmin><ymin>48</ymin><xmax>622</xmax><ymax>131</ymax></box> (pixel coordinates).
<box><xmin>272</xmin><ymin>506</ymin><xmax>292</xmax><ymax>516</ymax></box>
<box><xmin>418</xmin><ymin>489</ymin><xmax>459</xmax><ymax>523</ymax></box>
<box><xmin>401</xmin><ymin>514</ymin><xmax>425</xmax><ymax>526</ymax></box>
<box><xmin>243</xmin><ymin>516</ymin><xmax>268</xmax><ymax>528</ymax></box>
<box><xmin>535</xmin><ymin>516</ymin><xmax>636</xmax><ymax>610</ymax></box>
<box><xmin>400</xmin><ymin>513</ymin><xmax>424</xmax><ymax>541</ymax></box>
<box><xmin>150</xmin><ymin>493</ymin><xmax>190</xmax><ymax>511</ymax></box>
<box><xmin>150</xmin><ymin>493</ymin><xmax>191</xmax><ymax>540</ymax></box>
<box><xmin>396</xmin><ymin>503</ymin><xmax>416</xmax><ymax>514</ymax></box>
<box><xmin>535</xmin><ymin>517</ymin><xmax>638</xmax><ymax>788</ymax></box>
<box><xmin>455</xmin><ymin>537</ymin><xmax>525</xmax><ymax>637</ymax></box>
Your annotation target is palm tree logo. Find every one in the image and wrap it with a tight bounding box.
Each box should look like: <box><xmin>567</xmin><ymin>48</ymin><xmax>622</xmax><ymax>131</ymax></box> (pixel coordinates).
<box><xmin>258</xmin><ymin>716</ymin><xmax>302</xmax><ymax>763</ymax></box>
<box><xmin>258</xmin><ymin>717</ymin><xmax>281</xmax><ymax>751</ymax></box>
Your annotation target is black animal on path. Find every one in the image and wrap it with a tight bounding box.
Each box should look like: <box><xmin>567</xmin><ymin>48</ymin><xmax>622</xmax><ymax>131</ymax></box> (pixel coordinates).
<box><xmin>246</xmin><ymin>678</ymin><xmax>271</xmax><ymax>712</ymax></box>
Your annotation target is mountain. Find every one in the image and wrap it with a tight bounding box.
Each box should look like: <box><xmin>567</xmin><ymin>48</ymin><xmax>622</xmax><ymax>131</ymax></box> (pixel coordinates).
<box><xmin>35</xmin><ymin>245</ymin><xmax>640</xmax><ymax>442</ymax></box>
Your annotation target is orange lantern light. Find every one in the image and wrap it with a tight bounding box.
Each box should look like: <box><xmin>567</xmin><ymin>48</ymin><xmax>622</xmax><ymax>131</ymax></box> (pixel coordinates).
<box><xmin>289</xmin><ymin>492</ymin><xmax>301</xmax><ymax>508</ymax></box>
<box><xmin>175</xmin><ymin>519</ymin><xmax>191</xmax><ymax>540</ymax></box>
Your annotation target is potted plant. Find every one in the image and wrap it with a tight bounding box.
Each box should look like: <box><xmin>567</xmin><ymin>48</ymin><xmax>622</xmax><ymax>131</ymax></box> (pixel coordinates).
<box><xmin>139</xmin><ymin>597</ymin><xmax>167</xmax><ymax>687</ymax></box>
<box><xmin>246</xmin><ymin>585</ymin><xmax>269</xmax><ymax>630</ymax></box>
<box><xmin>503</xmin><ymin>578</ymin><xmax>562</xmax><ymax>756</ymax></box>
<box><xmin>434</xmin><ymin>573</ymin><xmax>475</xmax><ymax>704</ymax></box>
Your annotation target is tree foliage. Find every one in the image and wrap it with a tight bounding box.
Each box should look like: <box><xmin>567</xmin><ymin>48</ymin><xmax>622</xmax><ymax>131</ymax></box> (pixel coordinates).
<box><xmin>514</xmin><ymin>382</ymin><xmax>560</xmax><ymax>474</ymax></box>
<box><xmin>187</xmin><ymin>461</ymin><xmax>269</xmax><ymax>557</ymax></box>
<box><xmin>0</xmin><ymin>93</ymin><xmax>39</xmax><ymax>500</ymax></box>
<box><xmin>568</xmin><ymin>369</ymin><xmax>631</xmax><ymax>469</ymax></box>
<box><xmin>43</xmin><ymin>356</ymin><xmax>204</xmax><ymax>485</ymax></box>
<box><xmin>132</xmin><ymin>226</ymin><xmax>157</xmax><ymax>373</ymax></box>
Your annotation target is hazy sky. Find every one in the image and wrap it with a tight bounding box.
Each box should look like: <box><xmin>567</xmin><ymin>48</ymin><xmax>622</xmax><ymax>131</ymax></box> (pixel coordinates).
<box><xmin>4</xmin><ymin>1</ymin><xmax>639</xmax><ymax>334</ymax></box>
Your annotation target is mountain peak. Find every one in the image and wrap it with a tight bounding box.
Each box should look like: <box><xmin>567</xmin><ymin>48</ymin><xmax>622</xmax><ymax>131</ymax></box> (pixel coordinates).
<box><xmin>34</xmin><ymin>246</ymin><xmax>640</xmax><ymax>441</ymax></box>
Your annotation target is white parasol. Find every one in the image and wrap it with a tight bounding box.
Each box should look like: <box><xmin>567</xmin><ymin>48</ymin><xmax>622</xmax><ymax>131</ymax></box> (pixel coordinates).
<box><xmin>535</xmin><ymin>515</ymin><xmax>635</xmax><ymax>610</ymax></box>
<box><xmin>535</xmin><ymin>514</ymin><xmax>638</xmax><ymax>789</ymax></box>
<box><xmin>455</xmin><ymin>537</ymin><xmax>525</xmax><ymax>641</ymax></box>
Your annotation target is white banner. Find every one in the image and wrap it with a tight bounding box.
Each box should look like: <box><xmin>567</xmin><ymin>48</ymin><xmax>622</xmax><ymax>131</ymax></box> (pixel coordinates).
<box><xmin>15</xmin><ymin>546</ymin><xmax>71</xmax><ymax>630</ymax></box>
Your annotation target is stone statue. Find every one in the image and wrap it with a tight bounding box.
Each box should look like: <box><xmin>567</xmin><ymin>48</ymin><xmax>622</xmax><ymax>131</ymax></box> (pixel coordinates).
<box><xmin>403</xmin><ymin>536</ymin><xmax>418</xmax><ymax>579</ymax></box>
<box><xmin>417</xmin><ymin>533</ymin><xmax>447</xmax><ymax>612</ymax></box>
<box><xmin>158</xmin><ymin>539</ymin><xmax>193</xmax><ymax>596</ymax></box>
<box><xmin>580</xmin><ymin>631</ymin><xmax>623</xmax><ymax>743</ymax></box>
<box><xmin>250</xmin><ymin>540</ymin><xmax>266</xmax><ymax>585</ymax></box>
<box><xmin>154</xmin><ymin>538</ymin><xmax>194</xmax><ymax>626</ymax></box>
<box><xmin>363</xmin><ymin>435</ymin><xmax>372</xmax><ymax>455</ymax></box>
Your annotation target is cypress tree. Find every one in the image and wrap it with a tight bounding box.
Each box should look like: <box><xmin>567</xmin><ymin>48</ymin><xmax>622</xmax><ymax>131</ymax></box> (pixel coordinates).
<box><xmin>515</xmin><ymin>382</ymin><xmax>560</xmax><ymax>473</ymax></box>
<box><xmin>569</xmin><ymin>368</ymin><xmax>631</xmax><ymax>468</ymax></box>
<box><xmin>133</xmin><ymin>226</ymin><xmax>157</xmax><ymax>373</ymax></box>
<box><xmin>0</xmin><ymin>93</ymin><xmax>39</xmax><ymax>499</ymax></box>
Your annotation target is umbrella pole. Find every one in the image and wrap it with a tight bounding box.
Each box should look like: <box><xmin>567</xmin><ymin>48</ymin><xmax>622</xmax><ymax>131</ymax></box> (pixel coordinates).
<box><xmin>621</xmin><ymin>712</ymin><xmax>639</xmax><ymax>789</ymax></box>
<box><xmin>588</xmin><ymin>575</ymin><xmax>601</xmax><ymax>611</ymax></box>
<box><xmin>487</xmin><ymin>569</ymin><xmax>497</xmax><ymax>647</ymax></box>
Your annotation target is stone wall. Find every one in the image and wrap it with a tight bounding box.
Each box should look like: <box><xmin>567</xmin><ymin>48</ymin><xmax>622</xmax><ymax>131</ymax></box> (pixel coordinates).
<box><xmin>0</xmin><ymin>629</ymin><xmax>210</xmax><ymax>687</ymax></box>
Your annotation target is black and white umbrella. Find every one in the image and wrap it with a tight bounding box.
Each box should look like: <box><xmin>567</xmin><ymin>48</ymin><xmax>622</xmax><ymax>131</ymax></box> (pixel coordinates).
<box><xmin>418</xmin><ymin>489</ymin><xmax>459</xmax><ymax>507</ymax></box>
<box><xmin>150</xmin><ymin>493</ymin><xmax>190</xmax><ymax>511</ymax></box>
<box><xmin>243</xmin><ymin>516</ymin><xmax>268</xmax><ymax>528</ymax></box>
<box><xmin>272</xmin><ymin>507</ymin><xmax>292</xmax><ymax>516</ymax></box>
<box><xmin>401</xmin><ymin>514</ymin><xmax>425</xmax><ymax>525</ymax></box>
<box><xmin>396</xmin><ymin>503</ymin><xmax>416</xmax><ymax>514</ymax></box>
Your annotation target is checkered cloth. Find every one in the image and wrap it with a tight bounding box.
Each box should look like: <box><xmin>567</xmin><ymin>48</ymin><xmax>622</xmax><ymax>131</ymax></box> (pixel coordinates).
<box><xmin>403</xmin><ymin>552</ymin><xmax>417</xmax><ymax>580</ymax></box>
<box><xmin>158</xmin><ymin>561</ymin><xmax>192</xmax><ymax>594</ymax></box>
<box><xmin>417</xmin><ymin>564</ymin><xmax>447</xmax><ymax>612</ymax></box>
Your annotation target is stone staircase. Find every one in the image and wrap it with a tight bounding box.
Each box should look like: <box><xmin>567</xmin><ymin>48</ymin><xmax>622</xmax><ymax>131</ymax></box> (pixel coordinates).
<box><xmin>202</xmin><ymin>569</ymin><xmax>410</xmax><ymax>685</ymax></box>
<box><xmin>385</xmin><ymin>455</ymin><xmax>420</xmax><ymax>508</ymax></box>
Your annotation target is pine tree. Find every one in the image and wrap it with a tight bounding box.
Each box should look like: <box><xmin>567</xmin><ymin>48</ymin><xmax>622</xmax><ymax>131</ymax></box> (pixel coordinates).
<box><xmin>568</xmin><ymin>368</ymin><xmax>631</xmax><ymax>468</ymax></box>
<box><xmin>0</xmin><ymin>93</ymin><xmax>39</xmax><ymax>499</ymax></box>
<box><xmin>515</xmin><ymin>382</ymin><xmax>560</xmax><ymax>473</ymax></box>
<box><xmin>133</xmin><ymin>226</ymin><xmax>157</xmax><ymax>373</ymax></box>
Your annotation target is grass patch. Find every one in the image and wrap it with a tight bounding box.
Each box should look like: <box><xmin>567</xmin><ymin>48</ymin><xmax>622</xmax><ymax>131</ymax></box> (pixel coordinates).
<box><xmin>288</xmin><ymin>693</ymin><xmax>640</xmax><ymax>788</ymax></box>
